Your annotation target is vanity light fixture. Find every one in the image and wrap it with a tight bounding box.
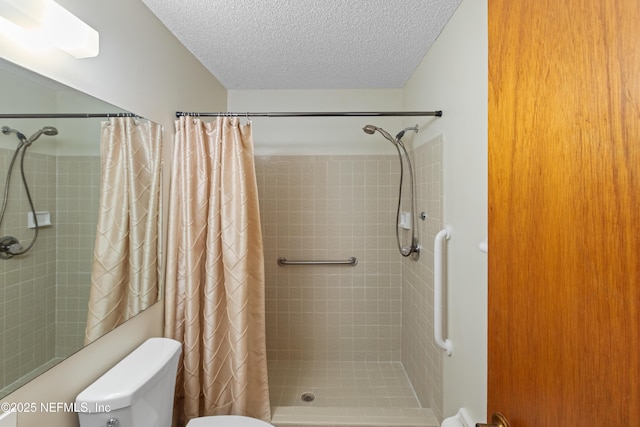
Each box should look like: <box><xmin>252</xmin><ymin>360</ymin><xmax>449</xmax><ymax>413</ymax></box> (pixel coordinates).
<box><xmin>0</xmin><ymin>0</ymin><xmax>99</xmax><ymax>58</ymax></box>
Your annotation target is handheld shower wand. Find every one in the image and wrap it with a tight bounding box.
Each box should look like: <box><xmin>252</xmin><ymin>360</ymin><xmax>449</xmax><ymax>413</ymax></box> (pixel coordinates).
<box><xmin>2</xmin><ymin>126</ymin><xmax>28</xmax><ymax>145</ymax></box>
<box><xmin>362</xmin><ymin>124</ymin><xmax>420</xmax><ymax>260</ymax></box>
<box><xmin>25</xmin><ymin>126</ymin><xmax>58</xmax><ymax>146</ymax></box>
<box><xmin>0</xmin><ymin>125</ymin><xmax>58</xmax><ymax>259</ymax></box>
<box><xmin>362</xmin><ymin>124</ymin><xmax>397</xmax><ymax>145</ymax></box>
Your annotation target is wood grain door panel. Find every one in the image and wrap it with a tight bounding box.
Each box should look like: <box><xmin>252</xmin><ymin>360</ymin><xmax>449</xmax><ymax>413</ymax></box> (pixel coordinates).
<box><xmin>488</xmin><ymin>0</ymin><xmax>640</xmax><ymax>424</ymax></box>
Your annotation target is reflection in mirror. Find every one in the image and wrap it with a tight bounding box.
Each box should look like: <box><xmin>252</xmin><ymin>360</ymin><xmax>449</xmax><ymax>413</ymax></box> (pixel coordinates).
<box><xmin>0</xmin><ymin>59</ymin><xmax>162</xmax><ymax>398</ymax></box>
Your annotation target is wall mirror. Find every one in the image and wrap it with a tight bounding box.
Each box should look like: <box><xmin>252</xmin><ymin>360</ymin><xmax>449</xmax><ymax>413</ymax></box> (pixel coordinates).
<box><xmin>0</xmin><ymin>58</ymin><xmax>162</xmax><ymax>398</ymax></box>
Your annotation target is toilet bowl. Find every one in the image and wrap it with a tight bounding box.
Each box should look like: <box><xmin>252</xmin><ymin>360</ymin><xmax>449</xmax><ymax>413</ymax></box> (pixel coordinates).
<box><xmin>76</xmin><ymin>338</ymin><xmax>273</xmax><ymax>427</ymax></box>
<box><xmin>441</xmin><ymin>408</ymin><xmax>476</xmax><ymax>427</ymax></box>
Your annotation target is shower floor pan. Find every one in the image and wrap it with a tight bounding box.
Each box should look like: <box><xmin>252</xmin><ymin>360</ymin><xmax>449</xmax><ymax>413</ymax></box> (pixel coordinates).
<box><xmin>268</xmin><ymin>360</ymin><xmax>438</xmax><ymax>427</ymax></box>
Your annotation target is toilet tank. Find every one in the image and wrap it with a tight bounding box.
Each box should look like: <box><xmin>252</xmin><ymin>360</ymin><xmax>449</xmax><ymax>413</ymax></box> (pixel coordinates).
<box><xmin>76</xmin><ymin>338</ymin><xmax>182</xmax><ymax>427</ymax></box>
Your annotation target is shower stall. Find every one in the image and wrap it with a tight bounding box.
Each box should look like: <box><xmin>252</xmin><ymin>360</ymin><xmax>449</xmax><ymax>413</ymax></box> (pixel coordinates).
<box><xmin>0</xmin><ymin>123</ymin><xmax>102</xmax><ymax>395</ymax></box>
<box><xmin>252</xmin><ymin>116</ymin><xmax>446</xmax><ymax>425</ymax></box>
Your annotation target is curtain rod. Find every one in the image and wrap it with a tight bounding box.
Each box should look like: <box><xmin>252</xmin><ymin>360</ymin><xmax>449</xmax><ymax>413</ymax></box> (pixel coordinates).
<box><xmin>176</xmin><ymin>110</ymin><xmax>443</xmax><ymax>118</ymax></box>
<box><xmin>0</xmin><ymin>112</ymin><xmax>140</xmax><ymax>119</ymax></box>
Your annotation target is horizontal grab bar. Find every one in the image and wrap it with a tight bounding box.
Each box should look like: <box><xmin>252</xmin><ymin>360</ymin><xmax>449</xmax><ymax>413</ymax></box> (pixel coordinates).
<box><xmin>277</xmin><ymin>257</ymin><xmax>358</xmax><ymax>266</ymax></box>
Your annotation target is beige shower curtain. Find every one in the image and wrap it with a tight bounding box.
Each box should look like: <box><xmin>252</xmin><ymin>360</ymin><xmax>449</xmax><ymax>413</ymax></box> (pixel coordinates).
<box><xmin>85</xmin><ymin>117</ymin><xmax>162</xmax><ymax>344</ymax></box>
<box><xmin>165</xmin><ymin>116</ymin><xmax>270</xmax><ymax>425</ymax></box>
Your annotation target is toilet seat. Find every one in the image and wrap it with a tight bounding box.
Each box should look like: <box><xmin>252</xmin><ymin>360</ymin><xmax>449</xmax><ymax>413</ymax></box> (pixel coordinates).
<box><xmin>186</xmin><ymin>415</ymin><xmax>273</xmax><ymax>427</ymax></box>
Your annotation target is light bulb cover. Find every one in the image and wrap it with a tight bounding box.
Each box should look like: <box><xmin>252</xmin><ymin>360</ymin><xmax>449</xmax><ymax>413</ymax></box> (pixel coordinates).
<box><xmin>0</xmin><ymin>0</ymin><xmax>99</xmax><ymax>58</ymax></box>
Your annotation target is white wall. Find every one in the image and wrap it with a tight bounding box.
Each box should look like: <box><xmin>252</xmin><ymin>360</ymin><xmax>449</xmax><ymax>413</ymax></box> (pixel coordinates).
<box><xmin>0</xmin><ymin>1</ymin><xmax>226</xmax><ymax>426</ymax></box>
<box><xmin>402</xmin><ymin>0</ymin><xmax>488</xmax><ymax>421</ymax></box>
<box><xmin>228</xmin><ymin>89</ymin><xmax>404</xmax><ymax>155</ymax></box>
<box><xmin>0</xmin><ymin>62</ymin><xmax>125</xmax><ymax>155</ymax></box>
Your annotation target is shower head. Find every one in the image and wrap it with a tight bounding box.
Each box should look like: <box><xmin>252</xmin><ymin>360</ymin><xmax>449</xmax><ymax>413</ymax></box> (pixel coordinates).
<box><xmin>26</xmin><ymin>126</ymin><xmax>58</xmax><ymax>145</ymax></box>
<box><xmin>395</xmin><ymin>125</ymin><xmax>419</xmax><ymax>141</ymax></box>
<box><xmin>362</xmin><ymin>124</ymin><xmax>377</xmax><ymax>135</ymax></box>
<box><xmin>2</xmin><ymin>126</ymin><xmax>28</xmax><ymax>144</ymax></box>
<box><xmin>2</xmin><ymin>126</ymin><xmax>57</xmax><ymax>146</ymax></box>
<box><xmin>362</xmin><ymin>125</ymin><xmax>397</xmax><ymax>145</ymax></box>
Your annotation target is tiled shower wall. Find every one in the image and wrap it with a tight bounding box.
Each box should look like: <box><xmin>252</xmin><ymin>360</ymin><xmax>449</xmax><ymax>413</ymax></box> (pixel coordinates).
<box><xmin>55</xmin><ymin>156</ymin><xmax>100</xmax><ymax>356</ymax></box>
<box><xmin>256</xmin><ymin>155</ymin><xmax>403</xmax><ymax>361</ymax></box>
<box><xmin>0</xmin><ymin>149</ymin><xmax>99</xmax><ymax>391</ymax></box>
<box><xmin>401</xmin><ymin>136</ymin><xmax>444</xmax><ymax>418</ymax></box>
<box><xmin>0</xmin><ymin>150</ymin><xmax>57</xmax><ymax>391</ymax></box>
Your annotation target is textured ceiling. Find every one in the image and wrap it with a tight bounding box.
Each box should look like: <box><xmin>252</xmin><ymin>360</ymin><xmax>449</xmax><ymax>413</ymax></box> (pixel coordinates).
<box><xmin>140</xmin><ymin>0</ymin><xmax>463</xmax><ymax>90</ymax></box>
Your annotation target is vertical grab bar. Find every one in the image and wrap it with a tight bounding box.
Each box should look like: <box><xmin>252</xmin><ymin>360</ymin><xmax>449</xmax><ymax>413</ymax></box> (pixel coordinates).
<box><xmin>434</xmin><ymin>228</ymin><xmax>453</xmax><ymax>356</ymax></box>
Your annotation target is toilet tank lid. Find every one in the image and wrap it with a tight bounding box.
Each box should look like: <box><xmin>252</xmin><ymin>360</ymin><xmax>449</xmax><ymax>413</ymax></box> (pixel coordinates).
<box><xmin>76</xmin><ymin>338</ymin><xmax>182</xmax><ymax>411</ymax></box>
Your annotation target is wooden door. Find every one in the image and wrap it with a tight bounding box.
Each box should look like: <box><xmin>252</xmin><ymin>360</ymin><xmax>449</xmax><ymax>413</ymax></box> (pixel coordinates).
<box><xmin>488</xmin><ymin>0</ymin><xmax>640</xmax><ymax>425</ymax></box>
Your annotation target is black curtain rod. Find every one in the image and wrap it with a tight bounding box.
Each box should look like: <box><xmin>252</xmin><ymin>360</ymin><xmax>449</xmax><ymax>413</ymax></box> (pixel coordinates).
<box><xmin>0</xmin><ymin>112</ymin><xmax>140</xmax><ymax>119</ymax></box>
<box><xmin>176</xmin><ymin>110</ymin><xmax>443</xmax><ymax>118</ymax></box>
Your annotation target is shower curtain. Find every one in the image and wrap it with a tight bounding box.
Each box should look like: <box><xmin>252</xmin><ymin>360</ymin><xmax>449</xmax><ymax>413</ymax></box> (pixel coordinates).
<box><xmin>164</xmin><ymin>116</ymin><xmax>270</xmax><ymax>425</ymax></box>
<box><xmin>85</xmin><ymin>117</ymin><xmax>162</xmax><ymax>344</ymax></box>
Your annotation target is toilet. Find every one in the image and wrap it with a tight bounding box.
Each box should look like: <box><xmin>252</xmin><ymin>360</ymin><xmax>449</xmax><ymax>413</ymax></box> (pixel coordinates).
<box><xmin>441</xmin><ymin>408</ymin><xmax>476</xmax><ymax>427</ymax></box>
<box><xmin>76</xmin><ymin>337</ymin><xmax>273</xmax><ymax>427</ymax></box>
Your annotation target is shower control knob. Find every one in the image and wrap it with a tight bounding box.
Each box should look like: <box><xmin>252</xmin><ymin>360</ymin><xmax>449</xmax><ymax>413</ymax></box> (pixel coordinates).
<box><xmin>0</xmin><ymin>235</ymin><xmax>21</xmax><ymax>257</ymax></box>
<box><xmin>8</xmin><ymin>242</ymin><xmax>22</xmax><ymax>253</ymax></box>
<box><xmin>106</xmin><ymin>418</ymin><xmax>119</xmax><ymax>427</ymax></box>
